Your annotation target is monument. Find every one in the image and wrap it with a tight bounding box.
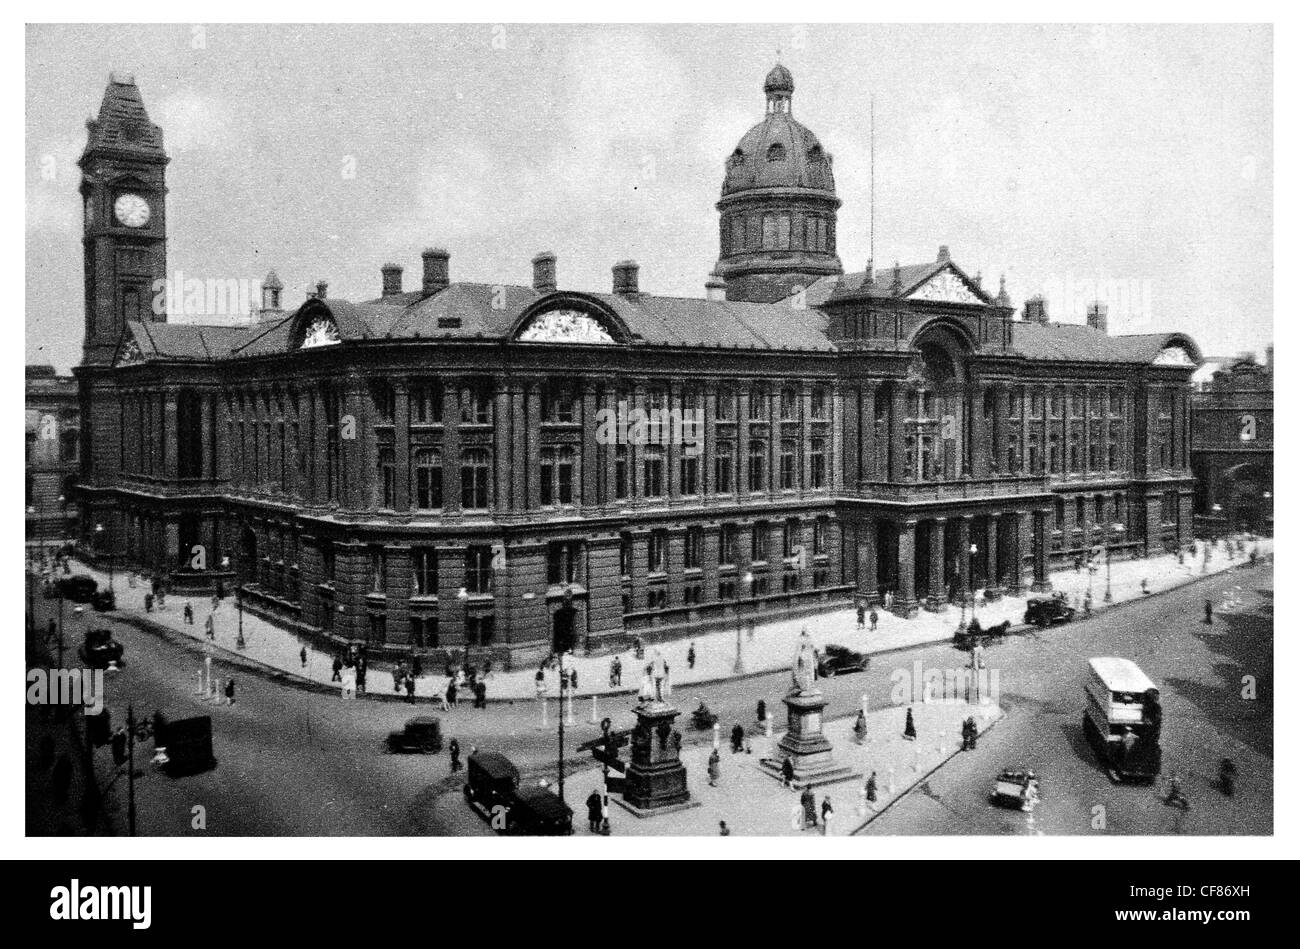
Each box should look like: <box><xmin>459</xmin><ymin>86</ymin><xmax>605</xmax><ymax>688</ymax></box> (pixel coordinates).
<box><xmin>617</xmin><ymin>678</ymin><xmax>698</xmax><ymax>817</ymax></box>
<box><xmin>760</xmin><ymin>630</ymin><xmax>861</xmax><ymax>788</ymax></box>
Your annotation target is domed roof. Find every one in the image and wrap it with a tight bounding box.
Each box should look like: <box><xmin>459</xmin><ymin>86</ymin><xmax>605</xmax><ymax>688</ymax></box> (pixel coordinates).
<box><xmin>722</xmin><ymin>66</ymin><xmax>835</xmax><ymax>197</ymax></box>
<box><xmin>764</xmin><ymin>64</ymin><xmax>794</xmax><ymax>94</ymax></box>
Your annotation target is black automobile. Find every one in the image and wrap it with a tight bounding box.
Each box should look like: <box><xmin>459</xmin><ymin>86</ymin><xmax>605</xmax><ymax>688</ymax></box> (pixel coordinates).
<box><xmin>55</xmin><ymin>574</ymin><xmax>98</xmax><ymax>604</ymax></box>
<box><xmin>463</xmin><ymin>751</ymin><xmax>521</xmax><ymax>816</ymax></box>
<box><xmin>816</xmin><ymin>644</ymin><xmax>869</xmax><ymax>678</ymax></box>
<box><xmin>506</xmin><ymin>785</ymin><xmax>573</xmax><ymax>836</ymax></box>
<box><xmin>80</xmin><ymin>628</ymin><xmax>124</xmax><ymax>669</ymax></box>
<box><xmin>386</xmin><ymin>716</ymin><xmax>443</xmax><ymax>754</ymax></box>
<box><xmin>1025</xmin><ymin>595</ymin><xmax>1076</xmax><ymax>628</ymax></box>
<box><xmin>90</xmin><ymin>589</ymin><xmax>116</xmax><ymax>612</ymax></box>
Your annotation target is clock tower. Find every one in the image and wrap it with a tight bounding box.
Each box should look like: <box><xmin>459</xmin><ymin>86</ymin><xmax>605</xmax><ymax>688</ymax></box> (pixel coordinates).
<box><xmin>79</xmin><ymin>73</ymin><xmax>168</xmax><ymax>367</ymax></box>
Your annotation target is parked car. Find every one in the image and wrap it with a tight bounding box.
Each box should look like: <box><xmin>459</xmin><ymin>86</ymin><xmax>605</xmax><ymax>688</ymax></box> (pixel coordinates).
<box><xmin>159</xmin><ymin>715</ymin><xmax>217</xmax><ymax>776</ymax></box>
<box><xmin>386</xmin><ymin>716</ymin><xmax>443</xmax><ymax>754</ymax></box>
<box><xmin>1025</xmin><ymin>594</ymin><xmax>1075</xmax><ymax>628</ymax></box>
<box><xmin>55</xmin><ymin>574</ymin><xmax>97</xmax><ymax>603</ymax></box>
<box><xmin>462</xmin><ymin>750</ymin><xmax>573</xmax><ymax>835</ymax></box>
<box><xmin>816</xmin><ymin>644</ymin><xmax>869</xmax><ymax>678</ymax></box>
<box><xmin>80</xmin><ymin>628</ymin><xmax>124</xmax><ymax>669</ymax></box>
<box><xmin>91</xmin><ymin>589</ymin><xmax>116</xmax><ymax>612</ymax></box>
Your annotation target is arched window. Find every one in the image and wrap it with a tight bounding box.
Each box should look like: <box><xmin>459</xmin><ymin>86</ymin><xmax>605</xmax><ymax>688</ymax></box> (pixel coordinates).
<box><xmin>460</xmin><ymin>448</ymin><xmax>491</xmax><ymax>510</ymax></box>
<box><xmin>767</xmin><ymin>143</ymin><xmax>786</xmax><ymax>162</ymax></box>
<box><xmin>729</xmin><ymin>148</ymin><xmax>745</xmax><ymax>167</ymax></box>
<box><xmin>413</xmin><ymin>449</ymin><xmax>443</xmax><ymax>510</ymax></box>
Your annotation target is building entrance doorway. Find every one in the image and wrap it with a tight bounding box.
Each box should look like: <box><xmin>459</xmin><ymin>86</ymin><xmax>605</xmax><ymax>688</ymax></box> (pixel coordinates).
<box><xmin>552</xmin><ymin>605</ymin><xmax>577</xmax><ymax>654</ymax></box>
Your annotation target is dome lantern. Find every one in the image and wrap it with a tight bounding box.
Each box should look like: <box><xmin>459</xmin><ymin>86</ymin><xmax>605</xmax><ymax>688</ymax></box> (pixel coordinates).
<box><xmin>764</xmin><ymin>64</ymin><xmax>794</xmax><ymax>115</ymax></box>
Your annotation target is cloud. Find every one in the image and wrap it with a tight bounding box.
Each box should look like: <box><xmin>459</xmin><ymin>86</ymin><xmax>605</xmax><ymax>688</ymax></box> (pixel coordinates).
<box><xmin>156</xmin><ymin>90</ymin><xmax>231</xmax><ymax>154</ymax></box>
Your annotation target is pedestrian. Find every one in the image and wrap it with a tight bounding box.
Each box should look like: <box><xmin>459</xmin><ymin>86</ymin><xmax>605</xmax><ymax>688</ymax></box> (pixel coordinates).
<box><xmin>224</xmin><ymin>678</ymin><xmax>236</xmax><ymax>706</ymax></box>
<box><xmin>856</xmin><ymin>603</ymin><xmax>866</xmax><ymax>629</ymax></box>
<box><xmin>448</xmin><ymin>739</ymin><xmax>461</xmax><ymax>773</ymax></box>
<box><xmin>300</xmin><ymin>646</ymin><xmax>308</xmax><ymax>669</ymax></box>
<box><xmin>1204</xmin><ymin>598</ymin><xmax>1213</xmax><ymax>626</ymax></box>
<box><xmin>821</xmin><ymin>796</ymin><xmax>835</xmax><ymax>836</ymax></box>
<box><xmin>865</xmin><ymin>771</ymin><xmax>878</xmax><ymax>804</ymax></box>
<box><xmin>707</xmin><ymin>748</ymin><xmax>721</xmax><ymax>787</ymax></box>
<box><xmin>903</xmin><ymin>706</ymin><xmax>917</xmax><ymax>740</ymax></box>
<box><xmin>869</xmin><ymin>607</ymin><xmax>879</xmax><ymax>632</ymax></box>
<box><xmin>967</xmin><ymin>716</ymin><xmax>978</xmax><ymax>750</ymax></box>
<box><xmin>404</xmin><ymin>674</ymin><xmax>416</xmax><ymax>703</ymax></box>
<box><xmin>853</xmin><ymin>709</ymin><xmax>868</xmax><ymax>744</ymax></box>
<box><xmin>800</xmin><ymin>786</ymin><xmax>817</xmax><ymax>829</ymax></box>
<box><xmin>718</xmin><ymin>820</ymin><xmax>731</xmax><ymax>836</ymax></box>
<box><xmin>183</xmin><ymin>602</ymin><xmax>193</xmax><ymax>625</ymax></box>
<box><xmin>781</xmin><ymin>756</ymin><xmax>795</xmax><ymax>788</ymax></box>
<box><xmin>1141</xmin><ymin>578</ymin><xmax>1150</xmax><ymax>595</ymax></box>
<box><xmin>570</xmin><ymin>667</ymin><xmax>578</xmax><ymax>692</ymax></box>
<box><xmin>586</xmin><ymin>790</ymin><xmax>603</xmax><ymax>832</ymax></box>
<box><xmin>204</xmin><ymin>612</ymin><xmax>213</xmax><ymax>640</ymax></box>
<box><xmin>687</xmin><ymin>642</ymin><xmax>696</xmax><ymax>670</ymax></box>
<box><xmin>730</xmin><ymin>723</ymin><xmax>745</xmax><ymax>753</ymax></box>
<box><xmin>331</xmin><ymin>655</ymin><xmax>343</xmax><ymax>682</ymax></box>
<box><xmin>392</xmin><ymin>663</ymin><xmax>404</xmax><ymax>694</ymax></box>
<box><xmin>446</xmin><ymin>678</ymin><xmax>458</xmax><ymax>709</ymax></box>
<box><xmin>756</xmin><ymin>699</ymin><xmax>767</xmax><ymax>723</ymax></box>
<box><xmin>610</xmin><ymin>655</ymin><xmax>622</xmax><ymax>688</ymax></box>
<box><xmin>144</xmin><ymin>592</ymin><xmax>154</xmax><ymax>612</ymax></box>
<box><xmin>473</xmin><ymin>680</ymin><xmax>487</xmax><ymax>709</ymax></box>
<box><xmin>356</xmin><ymin>658</ymin><xmax>367</xmax><ymax>694</ymax></box>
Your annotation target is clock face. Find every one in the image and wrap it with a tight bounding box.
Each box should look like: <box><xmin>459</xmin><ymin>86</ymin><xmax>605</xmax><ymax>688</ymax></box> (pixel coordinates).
<box><xmin>113</xmin><ymin>193</ymin><xmax>150</xmax><ymax>228</ymax></box>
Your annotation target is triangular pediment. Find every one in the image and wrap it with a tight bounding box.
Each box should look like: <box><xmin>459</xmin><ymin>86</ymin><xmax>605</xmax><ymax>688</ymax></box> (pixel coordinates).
<box><xmin>906</xmin><ymin>265</ymin><xmax>987</xmax><ymax>305</ymax></box>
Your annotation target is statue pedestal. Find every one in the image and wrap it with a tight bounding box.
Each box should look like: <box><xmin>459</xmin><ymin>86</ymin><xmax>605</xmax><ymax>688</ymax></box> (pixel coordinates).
<box><xmin>618</xmin><ymin>701</ymin><xmax>697</xmax><ymax>817</ymax></box>
<box><xmin>760</xmin><ymin>688</ymin><xmax>861</xmax><ymax>789</ymax></box>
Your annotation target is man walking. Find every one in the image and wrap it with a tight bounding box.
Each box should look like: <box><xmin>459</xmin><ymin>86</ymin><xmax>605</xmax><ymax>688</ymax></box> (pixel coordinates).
<box><xmin>331</xmin><ymin>655</ymin><xmax>343</xmax><ymax>682</ymax></box>
<box><xmin>586</xmin><ymin>790</ymin><xmax>603</xmax><ymax>833</ymax></box>
<box><xmin>300</xmin><ymin>646</ymin><xmax>308</xmax><ymax>669</ymax></box>
<box><xmin>448</xmin><ymin>738</ymin><xmax>462</xmax><ymax>773</ymax></box>
<box><xmin>1204</xmin><ymin>598</ymin><xmax>1213</xmax><ymax>626</ymax></box>
<box><xmin>856</xmin><ymin>603</ymin><xmax>866</xmax><ymax>630</ymax></box>
<box><xmin>224</xmin><ymin>678</ymin><xmax>236</xmax><ymax>706</ymax></box>
<box><xmin>687</xmin><ymin>642</ymin><xmax>696</xmax><ymax>670</ymax></box>
<box><xmin>869</xmin><ymin>607</ymin><xmax>879</xmax><ymax>632</ymax></box>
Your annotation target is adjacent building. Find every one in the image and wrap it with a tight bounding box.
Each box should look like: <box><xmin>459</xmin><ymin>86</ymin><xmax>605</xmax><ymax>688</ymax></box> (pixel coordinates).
<box><xmin>25</xmin><ymin>365</ymin><xmax>80</xmax><ymax>545</ymax></box>
<box><xmin>1191</xmin><ymin>348</ymin><xmax>1273</xmax><ymax>534</ymax></box>
<box><xmin>73</xmin><ymin>69</ymin><xmax>1201</xmax><ymax>668</ymax></box>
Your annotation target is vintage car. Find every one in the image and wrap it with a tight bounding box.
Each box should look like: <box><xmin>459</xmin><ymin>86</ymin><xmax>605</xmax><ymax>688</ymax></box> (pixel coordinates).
<box><xmin>991</xmin><ymin>769</ymin><xmax>1040</xmax><ymax>811</ymax></box>
<box><xmin>90</xmin><ymin>589</ymin><xmax>116</xmax><ymax>612</ymax></box>
<box><xmin>462</xmin><ymin>751</ymin><xmax>573</xmax><ymax>836</ymax></box>
<box><xmin>463</xmin><ymin>751</ymin><xmax>521</xmax><ymax>815</ymax></box>
<box><xmin>506</xmin><ymin>785</ymin><xmax>573</xmax><ymax>836</ymax></box>
<box><xmin>55</xmin><ymin>574</ymin><xmax>98</xmax><ymax>604</ymax></box>
<box><xmin>953</xmin><ymin>619</ymin><xmax>1012</xmax><ymax>650</ymax></box>
<box><xmin>816</xmin><ymin>644</ymin><xmax>869</xmax><ymax>678</ymax></box>
<box><xmin>1025</xmin><ymin>594</ymin><xmax>1076</xmax><ymax>628</ymax></box>
<box><xmin>386</xmin><ymin>716</ymin><xmax>443</xmax><ymax>754</ymax></box>
<box><xmin>80</xmin><ymin>628</ymin><xmax>124</xmax><ymax>669</ymax></box>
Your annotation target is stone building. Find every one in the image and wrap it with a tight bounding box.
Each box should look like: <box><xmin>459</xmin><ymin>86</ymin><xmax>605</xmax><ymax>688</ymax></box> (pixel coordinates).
<box><xmin>73</xmin><ymin>68</ymin><xmax>1200</xmax><ymax>668</ymax></box>
<box><xmin>25</xmin><ymin>365</ymin><xmax>80</xmax><ymax>545</ymax></box>
<box><xmin>1191</xmin><ymin>348</ymin><xmax>1273</xmax><ymax>533</ymax></box>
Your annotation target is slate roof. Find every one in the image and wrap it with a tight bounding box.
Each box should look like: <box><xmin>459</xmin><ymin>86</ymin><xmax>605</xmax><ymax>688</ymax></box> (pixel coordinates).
<box><xmin>1012</xmin><ymin>324</ymin><xmax>1199</xmax><ymax>365</ymax></box>
<box><xmin>81</xmin><ymin>76</ymin><xmax>165</xmax><ymax>159</ymax></box>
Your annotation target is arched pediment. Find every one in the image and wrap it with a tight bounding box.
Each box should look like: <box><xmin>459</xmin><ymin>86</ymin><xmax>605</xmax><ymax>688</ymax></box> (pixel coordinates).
<box><xmin>291</xmin><ymin>300</ymin><xmax>342</xmax><ymax>350</ymax></box>
<box><xmin>510</xmin><ymin>293</ymin><xmax>632</xmax><ymax>345</ymax></box>
<box><xmin>1152</xmin><ymin>333</ymin><xmax>1201</xmax><ymax>366</ymax></box>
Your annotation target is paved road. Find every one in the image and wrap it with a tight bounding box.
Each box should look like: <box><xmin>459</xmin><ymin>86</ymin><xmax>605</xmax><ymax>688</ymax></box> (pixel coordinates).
<box><xmin>29</xmin><ymin>560</ymin><xmax>1270</xmax><ymax>835</ymax></box>
<box><xmin>858</xmin><ymin>561</ymin><xmax>1273</xmax><ymax>836</ymax></box>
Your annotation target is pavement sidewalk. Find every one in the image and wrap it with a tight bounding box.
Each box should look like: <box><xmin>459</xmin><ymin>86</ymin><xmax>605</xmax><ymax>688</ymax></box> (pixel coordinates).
<box><xmin>59</xmin><ymin>536</ymin><xmax>1270</xmax><ymax>705</ymax></box>
<box><xmin>558</xmin><ymin>699</ymin><xmax>1006</xmax><ymax>836</ymax></box>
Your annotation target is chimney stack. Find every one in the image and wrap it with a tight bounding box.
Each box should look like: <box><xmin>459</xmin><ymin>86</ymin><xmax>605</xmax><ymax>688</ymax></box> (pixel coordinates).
<box><xmin>532</xmin><ymin>252</ymin><xmax>557</xmax><ymax>293</ymax></box>
<box><xmin>937</xmin><ymin>245</ymin><xmax>951</xmax><ymax>264</ymax></box>
<box><xmin>1023</xmin><ymin>295</ymin><xmax>1048</xmax><ymax>324</ymax></box>
<box><xmin>422</xmin><ymin>248</ymin><xmax>450</xmax><ymax>296</ymax></box>
<box><xmin>1086</xmin><ymin>300</ymin><xmax>1108</xmax><ymax>334</ymax></box>
<box><xmin>381</xmin><ymin>263</ymin><xmax>403</xmax><ymax>298</ymax></box>
<box><xmin>705</xmin><ymin>272</ymin><xmax>727</xmax><ymax>302</ymax></box>
<box><xmin>612</xmin><ymin>260</ymin><xmax>639</xmax><ymax>296</ymax></box>
<box><xmin>315</xmin><ymin>280</ymin><xmax>328</xmax><ymax>300</ymax></box>
<box><xmin>1266</xmin><ymin>344</ymin><xmax>1274</xmax><ymax>370</ymax></box>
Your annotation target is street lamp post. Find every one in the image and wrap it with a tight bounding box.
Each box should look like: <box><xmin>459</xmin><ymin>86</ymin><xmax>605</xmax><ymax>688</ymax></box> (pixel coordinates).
<box><xmin>557</xmin><ymin>653</ymin><xmax>567</xmax><ymax>806</ymax></box>
<box><xmin>735</xmin><ymin>571</ymin><xmax>754</xmax><ymax>675</ymax></box>
<box><xmin>1103</xmin><ymin>546</ymin><xmax>1113</xmax><ymax>604</ymax></box>
<box><xmin>968</xmin><ymin>542</ymin><xmax>978</xmax><ymax>626</ymax></box>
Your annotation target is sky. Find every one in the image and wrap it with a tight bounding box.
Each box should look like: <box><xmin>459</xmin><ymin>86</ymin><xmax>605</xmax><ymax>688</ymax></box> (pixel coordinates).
<box><xmin>25</xmin><ymin>23</ymin><xmax>1272</xmax><ymax>372</ymax></box>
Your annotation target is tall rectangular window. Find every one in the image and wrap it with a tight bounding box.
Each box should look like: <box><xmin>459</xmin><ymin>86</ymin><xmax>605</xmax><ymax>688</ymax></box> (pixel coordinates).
<box><xmin>465</xmin><ymin>546</ymin><xmax>493</xmax><ymax>595</ymax></box>
<box><xmin>714</xmin><ymin>442</ymin><xmax>734</xmax><ymax>494</ymax></box>
<box><xmin>684</xmin><ymin>527</ymin><xmax>703</xmax><ymax>570</ymax></box>
<box><xmin>413</xmin><ymin>449</ymin><xmax>443</xmax><ymax>509</ymax></box>
<box><xmin>719</xmin><ymin>524</ymin><xmax>737</xmax><ymax>566</ymax></box>
<box><xmin>647</xmin><ymin>530</ymin><xmax>668</xmax><ymax>574</ymax></box>
<box><xmin>413</xmin><ymin>548</ymin><xmax>437</xmax><ymax>596</ymax></box>
<box><xmin>460</xmin><ymin>449</ymin><xmax>490</xmax><ymax>509</ymax></box>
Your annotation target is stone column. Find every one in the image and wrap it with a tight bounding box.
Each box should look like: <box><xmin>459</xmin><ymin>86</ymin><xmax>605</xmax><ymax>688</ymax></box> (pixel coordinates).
<box><xmin>985</xmin><ymin>513</ymin><xmax>1003</xmax><ymax>599</ymax></box>
<box><xmin>926</xmin><ymin>517</ymin><xmax>947</xmax><ymax>610</ymax></box>
<box><xmin>580</xmin><ymin>382</ymin><xmax>597</xmax><ymax>507</ymax></box>
<box><xmin>394</xmin><ymin>381</ymin><xmax>411</xmax><ymax>511</ymax></box>
<box><xmin>895</xmin><ymin>519</ymin><xmax>918</xmax><ymax>616</ymax></box>
<box><xmin>890</xmin><ymin>383</ymin><xmax>909</xmax><ymax>482</ymax></box>
<box><xmin>957</xmin><ymin>515</ymin><xmax>972</xmax><ymax>601</ymax></box>
<box><xmin>1004</xmin><ymin>511</ymin><xmax>1024</xmax><ymax>594</ymax></box>
<box><xmin>443</xmin><ymin>383</ymin><xmax>462</xmax><ymax>515</ymax></box>
<box><xmin>841</xmin><ymin>383</ymin><xmax>858</xmax><ymax>491</ymax></box>
<box><xmin>855</xmin><ymin>517</ymin><xmax>878</xmax><ymax>602</ymax></box>
<box><xmin>495</xmin><ymin>385</ymin><xmax>513</xmax><ymax>515</ymax></box>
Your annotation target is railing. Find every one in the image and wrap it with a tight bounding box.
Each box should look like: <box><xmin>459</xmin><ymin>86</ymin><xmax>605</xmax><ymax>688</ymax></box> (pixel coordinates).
<box><xmin>853</xmin><ymin>475</ymin><xmax>1051</xmax><ymax>503</ymax></box>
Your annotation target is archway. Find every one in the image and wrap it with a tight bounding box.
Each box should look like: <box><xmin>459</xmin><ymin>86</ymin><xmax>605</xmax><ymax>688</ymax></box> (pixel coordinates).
<box><xmin>552</xmin><ymin>605</ymin><xmax>577</xmax><ymax>654</ymax></box>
